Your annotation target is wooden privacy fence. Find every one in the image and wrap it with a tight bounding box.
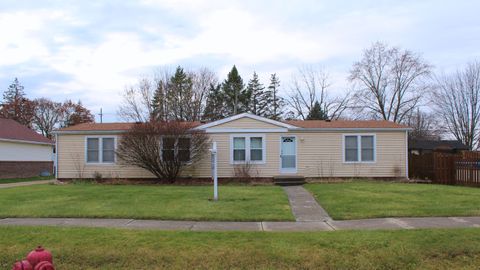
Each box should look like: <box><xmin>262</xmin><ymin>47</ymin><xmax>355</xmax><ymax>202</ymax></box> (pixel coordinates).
<box><xmin>409</xmin><ymin>151</ymin><xmax>480</xmax><ymax>187</ymax></box>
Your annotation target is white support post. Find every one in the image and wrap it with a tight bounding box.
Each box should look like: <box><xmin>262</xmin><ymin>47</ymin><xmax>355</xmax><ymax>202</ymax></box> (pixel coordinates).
<box><xmin>210</xmin><ymin>141</ymin><xmax>218</xmax><ymax>201</ymax></box>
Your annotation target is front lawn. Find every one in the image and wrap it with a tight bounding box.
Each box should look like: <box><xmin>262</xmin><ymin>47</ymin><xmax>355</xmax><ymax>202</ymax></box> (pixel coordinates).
<box><xmin>0</xmin><ymin>183</ymin><xmax>293</xmax><ymax>221</ymax></box>
<box><xmin>0</xmin><ymin>176</ymin><xmax>53</xmax><ymax>184</ymax></box>
<box><xmin>1</xmin><ymin>226</ymin><xmax>480</xmax><ymax>269</ymax></box>
<box><xmin>305</xmin><ymin>181</ymin><xmax>480</xmax><ymax>220</ymax></box>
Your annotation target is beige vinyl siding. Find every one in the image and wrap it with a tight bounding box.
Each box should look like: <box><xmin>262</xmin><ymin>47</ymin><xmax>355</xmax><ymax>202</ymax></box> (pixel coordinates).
<box><xmin>296</xmin><ymin>132</ymin><xmax>406</xmax><ymax>178</ymax></box>
<box><xmin>57</xmin><ymin>130</ymin><xmax>407</xmax><ymax>179</ymax></box>
<box><xmin>191</xmin><ymin>131</ymin><xmax>407</xmax><ymax>178</ymax></box>
<box><xmin>57</xmin><ymin>134</ymin><xmax>155</xmax><ymax>179</ymax></box>
<box><xmin>210</xmin><ymin>117</ymin><xmax>283</xmax><ymax>129</ymax></box>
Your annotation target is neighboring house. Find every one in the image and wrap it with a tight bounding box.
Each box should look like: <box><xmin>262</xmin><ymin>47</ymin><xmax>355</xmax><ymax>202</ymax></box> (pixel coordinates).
<box><xmin>409</xmin><ymin>139</ymin><xmax>469</xmax><ymax>155</ymax></box>
<box><xmin>54</xmin><ymin>113</ymin><xmax>410</xmax><ymax>180</ymax></box>
<box><xmin>0</xmin><ymin>118</ymin><xmax>54</xmax><ymax>179</ymax></box>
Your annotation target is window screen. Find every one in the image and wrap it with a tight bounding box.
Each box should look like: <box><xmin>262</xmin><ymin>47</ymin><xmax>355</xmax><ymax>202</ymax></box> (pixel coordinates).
<box><xmin>344</xmin><ymin>136</ymin><xmax>358</xmax><ymax>162</ymax></box>
<box><xmin>233</xmin><ymin>137</ymin><xmax>246</xmax><ymax>161</ymax></box>
<box><xmin>250</xmin><ymin>137</ymin><xmax>263</xmax><ymax>161</ymax></box>
<box><xmin>102</xmin><ymin>138</ymin><xmax>115</xmax><ymax>163</ymax></box>
<box><xmin>86</xmin><ymin>138</ymin><xmax>99</xmax><ymax>162</ymax></box>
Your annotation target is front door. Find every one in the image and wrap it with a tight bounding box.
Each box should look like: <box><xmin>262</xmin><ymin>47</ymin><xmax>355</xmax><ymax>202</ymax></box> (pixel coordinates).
<box><xmin>280</xmin><ymin>136</ymin><xmax>296</xmax><ymax>173</ymax></box>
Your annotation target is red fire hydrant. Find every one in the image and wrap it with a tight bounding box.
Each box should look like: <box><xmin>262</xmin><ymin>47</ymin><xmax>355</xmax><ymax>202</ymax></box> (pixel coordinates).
<box><xmin>32</xmin><ymin>261</ymin><xmax>55</xmax><ymax>270</ymax></box>
<box><xmin>26</xmin><ymin>246</ymin><xmax>53</xmax><ymax>268</ymax></box>
<box><xmin>12</xmin><ymin>246</ymin><xmax>54</xmax><ymax>270</ymax></box>
<box><xmin>12</xmin><ymin>260</ymin><xmax>32</xmax><ymax>270</ymax></box>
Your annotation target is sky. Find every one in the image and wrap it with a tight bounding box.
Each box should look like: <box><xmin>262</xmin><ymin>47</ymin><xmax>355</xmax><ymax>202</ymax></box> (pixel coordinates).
<box><xmin>0</xmin><ymin>0</ymin><xmax>479</xmax><ymax>122</ymax></box>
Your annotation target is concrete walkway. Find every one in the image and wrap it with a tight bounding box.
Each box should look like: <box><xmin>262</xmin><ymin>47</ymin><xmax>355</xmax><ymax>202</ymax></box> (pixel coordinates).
<box><xmin>1</xmin><ymin>217</ymin><xmax>480</xmax><ymax>231</ymax></box>
<box><xmin>0</xmin><ymin>179</ymin><xmax>55</xmax><ymax>189</ymax></box>
<box><xmin>283</xmin><ymin>186</ymin><xmax>331</xmax><ymax>222</ymax></box>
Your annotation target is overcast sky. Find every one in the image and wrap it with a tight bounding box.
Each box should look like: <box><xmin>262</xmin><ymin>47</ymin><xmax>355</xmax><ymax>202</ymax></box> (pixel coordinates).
<box><xmin>1</xmin><ymin>0</ymin><xmax>479</xmax><ymax>122</ymax></box>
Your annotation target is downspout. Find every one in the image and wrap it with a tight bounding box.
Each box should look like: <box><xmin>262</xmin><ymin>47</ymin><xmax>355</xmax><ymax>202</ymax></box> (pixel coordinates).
<box><xmin>405</xmin><ymin>130</ymin><xmax>409</xmax><ymax>180</ymax></box>
<box><xmin>55</xmin><ymin>133</ymin><xmax>58</xmax><ymax>179</ymax></box>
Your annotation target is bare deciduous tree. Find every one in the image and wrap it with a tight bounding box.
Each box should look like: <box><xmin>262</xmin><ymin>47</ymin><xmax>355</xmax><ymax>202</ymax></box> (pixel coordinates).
<box><xmin>116</xmin><ymin>121</ymin><xmax>210</xmax><ymax>182</ymax></box>
<box><xmin>60</xmin><ymin>100</ymin><xmax>94</xmax><ymax>127</ymax></box>
<box><xmin>32</xmin><ymin>98</ymin><xmax>64</xmax><ymax>139</ymax></box>
<box><xmin>191</xmin><ymin>67</ymin><xmax>217</xmax><ymax>121</ymax></box>
<box><xmin>118</xmin><ymin>67</ymin><xmax>217</xmax><ymax>122</ymax></box>
<box><xmin>288</xmin><ymin>66</ymin><xmax>350</xmax><ymax>120</ymax></box>
<box><xmin>433</xmin><ymin>61</ymin><xmax>480</xmax><ymax>150</ymax></box>
<box><xmin>404</xmin><ymin>108</ymin><xmax>442</xmax><ymax>140</ymax></box>
<box><xmin>349</xmin><ymin>42</ymin><xmax>432</xmax><ymax>123</ymax></box>
<box><xmin>118</xmin><ymin>78</ymin><xmax>155</xmax><ymax>122</ymax></box>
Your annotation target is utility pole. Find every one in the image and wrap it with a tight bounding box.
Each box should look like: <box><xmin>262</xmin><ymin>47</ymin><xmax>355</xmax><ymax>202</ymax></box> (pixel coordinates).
<box><xmin>99</xmin><ymin>108</ymin><xmax>103</xmax><ymax>123</ymax></box>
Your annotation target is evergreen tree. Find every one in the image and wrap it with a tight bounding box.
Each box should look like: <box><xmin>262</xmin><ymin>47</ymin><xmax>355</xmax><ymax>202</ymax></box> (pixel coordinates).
<box><xmin>306</xmin><ymin>101</ymin><xmax>328</xmax><ymax>120</ymax></box>
<box><xmin>246</xmin><ymin>72</ymin><xmax>267</xmax><ymax>116</ymax></box>
<box><xmin>222</xmin><ymin>65</ymin><xmax>248</xmax><ymax>115</ymax></box>
<box><xmin>151</xmin><ymin>80</ymin><xmax>166</xmax><ymax>121</ymax></box>
<box><xmin>203</xmin><ymin>83</ymin><xmax>225</xmax><ymax>121</ymax></box>
<box><xmin>167</xmin><ymin>66</ymin><xmax>194</xmax><ymax>121</ymax></box>
<box><xmin>263</xmin><ymin>73</ymin><xmax>284</xmax><ymax>120</ymax></box>
<box><xmin>0</xmin><ymin>78</ymin><xmax>35</xmax><ymax>127</ymax></box>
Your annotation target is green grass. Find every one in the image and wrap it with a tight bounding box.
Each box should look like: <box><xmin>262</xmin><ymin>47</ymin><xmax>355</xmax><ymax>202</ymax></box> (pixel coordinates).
<box><xmin>1</xmin><ymin>226</ymin><xmax>480</xmax><ymax>269</ymax></box>
<box><xmin>0</xmin><ymin>176</ymin><xmax>53</xmax><ymax>184</ymax></box>
<box><xmin>305</xmin><ymin>181</ymin><xmax>480</xmax><ymax>220</ymax></box>
<box><xmin>0</xmin><ymin>183</ymin><xmax>293</xmax><ymax>221</ymax></box>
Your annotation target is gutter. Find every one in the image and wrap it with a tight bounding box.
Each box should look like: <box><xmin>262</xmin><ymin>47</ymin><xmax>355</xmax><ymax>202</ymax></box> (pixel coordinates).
<box><xmin>52</xmin><ymin>130</ymin><xmax>128</xmax><ymax>135</ymax></box>
<box><xmin>288</xmin><ymin>127</ymin><xmax>413</xmax><ymax>132</ymax></box>
<box><xmin>0</xmin><ymin>138</ymin><xmax>54</xmax><ymax>145</ymax></box>
<box><xmin>53</xmin><ymin>127</ymin><xmax>412</xmax><ymax>135</ymax></box>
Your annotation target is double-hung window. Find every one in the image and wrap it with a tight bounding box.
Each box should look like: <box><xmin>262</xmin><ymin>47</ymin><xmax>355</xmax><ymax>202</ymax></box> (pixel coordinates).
<box><xmin>161</xmin><ymin>137</ymin><xmax>191</xmax><ymax>163</ymax></box>
<box><xmin>86</xmin><ymin>137</ymin><xmax>116</xmax><ymax>164</ymax></box>
<box><xmin>233</xmin><ymin>137</ymin><xmax>246</xmax><ymax>161</ymax></box>
<box><xmin>250</xmin><ymin>137</ymin><xmax>263</xmax><ymax>161</ymax></box>
<box><xmin>162</xmin><ymin>137</ymin><xmax>176</xmax><ymax>161</ymax></box>
<box><xmin>231</xmin><ymin>135</ymin><xmax>265</xmax><ymax>164</ymax></box>
<box><xmin>344</xmin><ymin>135</ymin><xmax>375</xmax><ymax>163</ymax></box>
<box><xmin>178</xmin><ymin>137</ymin><xmax>191</xmax><ymax>162</ymax></box>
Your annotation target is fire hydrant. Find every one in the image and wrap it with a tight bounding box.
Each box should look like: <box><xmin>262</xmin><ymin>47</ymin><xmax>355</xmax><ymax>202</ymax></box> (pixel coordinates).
<box><xmin>12</xmin><ymin>246</ymin><xmax>55</xmax><ymax>270</ymax></box>
<box><xmin>12</xmin><ymin>260</ymin><xmax>32</xmax><ymax>270</ymax></box>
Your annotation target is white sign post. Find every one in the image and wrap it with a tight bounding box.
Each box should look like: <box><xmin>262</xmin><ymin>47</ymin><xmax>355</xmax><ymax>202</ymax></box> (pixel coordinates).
<box><xmin>210</xmin><ymin>141</ymin><xmax>218</xmax><ymax>201</ymax></box>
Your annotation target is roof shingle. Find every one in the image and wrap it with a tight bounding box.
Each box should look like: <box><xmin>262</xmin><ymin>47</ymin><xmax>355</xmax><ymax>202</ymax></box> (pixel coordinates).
<box><xmin>57</xmin><ymin>119</ymin><xmax>408</xmax><ymax>132</ymax></box>
<box><xmin>285</xmin><ymin>120</ymin><xmax>409</xmax><ymax>129</ymax></box>
<box><xmin>0</xmin><ymin>118</ymin><xmax>53</xmax><ymax>144</ymax></box>
<box><xmin>57</xmin><ymin>121</ymin><xmax>203</xmax><ymax>132</ymax></box>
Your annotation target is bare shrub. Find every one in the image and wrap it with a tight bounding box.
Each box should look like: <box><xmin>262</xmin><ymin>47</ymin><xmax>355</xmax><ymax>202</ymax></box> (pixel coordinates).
<box><xmin>70</xmin><ymin>153</ymin><xmax>86</xmax><ymax>179</ymax></box>
<box><xmin>116</xmin><ymin>121</ymin><xmax>209</xmax><ymax>183</ymax></box>
<box><xmin>233</xmin><ymin>162</ymin><xmax>258</xmax><ymax>182</ymax></box>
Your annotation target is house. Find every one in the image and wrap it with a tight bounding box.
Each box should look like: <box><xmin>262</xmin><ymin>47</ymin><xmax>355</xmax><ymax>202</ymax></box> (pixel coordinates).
<box><xmin>0</xmin><ymin>118</ymin><xmax>54</xmax><ymax>179</ymax></box>
<box><xmin>409</xmin><ymin>139</ymin><xmax>468</xmax><ymax>155</ymax></box>
<box><xmin>54</xmin><ymin>113</ymin><xmax>410</xmax><ymax>181</ymax></box>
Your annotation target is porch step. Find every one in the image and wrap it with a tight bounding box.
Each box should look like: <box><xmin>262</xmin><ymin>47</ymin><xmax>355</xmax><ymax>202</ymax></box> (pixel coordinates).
<box><xmin>273</xmin><ymin>176</ymin><xmax>306</xmax><ymax>186</ymax></box>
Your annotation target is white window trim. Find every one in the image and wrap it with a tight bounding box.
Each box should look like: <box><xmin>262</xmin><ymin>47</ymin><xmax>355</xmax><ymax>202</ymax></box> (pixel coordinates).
<box><xmin>229</xmin><ymin>134</ymin><xmax>266</xmax><ymax>164</ymax></box>
<box><xmin>85</xmin><ymin>136</ymin><xmax>117</xmax><ymax>165</ymax></box>
<box><xmin>279</xmin><ymin>135</ymin><xmax>297</xmax><ymax>174</ymax></box>
<box><xmin>342</xmin><ymin>134</ymin><xmax>376</xmax><ymax>164</ymax></box>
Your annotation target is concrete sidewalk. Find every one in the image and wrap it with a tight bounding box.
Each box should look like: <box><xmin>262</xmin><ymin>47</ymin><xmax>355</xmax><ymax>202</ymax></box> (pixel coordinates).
<box><xmin>0</xmin><ymin>180</ymin><xmax>55</xmax><ymax>189</ymax></box>
<box><xmin>1</xmin><ymin>216</ymin><xmax>480</xmax><ymax>231</ymax></box>
<box><xmin>1</xmin><ymin>183</ymin><xmax>479</xmax><ymax>231</ymax></box>
<box><xmin>283</xmin><ymin>186</ymin><xmax>332</xmax><ymax>222</ymax></box>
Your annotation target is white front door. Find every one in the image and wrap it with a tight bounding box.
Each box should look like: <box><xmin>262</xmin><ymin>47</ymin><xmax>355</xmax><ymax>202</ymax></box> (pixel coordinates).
<box><xmin>280</xmin><ymin>136</ymin><xmax>296</xmax><ymax>173</ymax></box>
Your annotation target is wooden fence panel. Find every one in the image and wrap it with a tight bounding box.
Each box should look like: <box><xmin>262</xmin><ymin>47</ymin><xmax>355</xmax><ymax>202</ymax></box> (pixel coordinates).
<box><xmin>409</xmin><ymin>153</ymin><xmax>434</xmax><ymax>180</ymax></box>
<box><xmin>408</xmin><ymin>151</ymin><xmax>480</xmax><ymax>187</ymax></box>
<box><xmin>454</xmin><ymin>151</ymin><xmax>480</xmax><ymax>187</ymax></box>
<box><xmin>433</xmin><ymin>152</ymin><xmax>455</xmax><ymax>185</ymax></box>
